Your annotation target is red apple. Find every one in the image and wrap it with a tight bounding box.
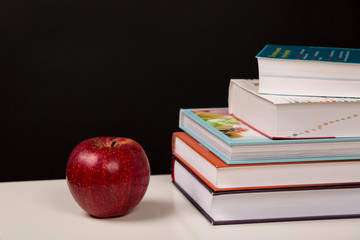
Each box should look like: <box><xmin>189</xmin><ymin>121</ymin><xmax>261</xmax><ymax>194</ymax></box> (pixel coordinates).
<box><xmin>66</xmin><ymin>137</ymin><xmax>150</xmax><ymax>218</ymax></box>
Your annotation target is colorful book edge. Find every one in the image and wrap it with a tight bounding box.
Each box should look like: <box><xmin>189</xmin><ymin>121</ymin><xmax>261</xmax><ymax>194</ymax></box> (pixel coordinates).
<box><xmin>182</xmin><ymin>127</ymin><xmax>360</xmax><ymax>164</ymax></box>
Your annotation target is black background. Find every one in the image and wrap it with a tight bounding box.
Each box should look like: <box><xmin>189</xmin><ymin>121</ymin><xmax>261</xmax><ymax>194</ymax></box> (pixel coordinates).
<box><xmin>2</xmin><ymin>0</ymin><xmax>360</xmax><ymax>182</ymax></box>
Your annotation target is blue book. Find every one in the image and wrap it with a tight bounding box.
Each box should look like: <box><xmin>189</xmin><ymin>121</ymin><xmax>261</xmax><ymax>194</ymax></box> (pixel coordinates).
<box><xmin>179</xmin><ymin>107</ymin><xmax>360</xmax><ymax>164</ymax></box>
<box><xmin>256</xmin><ymin>44</ymin><xmax>360</xmax><ymax>97</ymax></box>
<box><xmin>257</xmin><ymin>44</ymin><xmax>360</xmax><ymax>63</ymax></box>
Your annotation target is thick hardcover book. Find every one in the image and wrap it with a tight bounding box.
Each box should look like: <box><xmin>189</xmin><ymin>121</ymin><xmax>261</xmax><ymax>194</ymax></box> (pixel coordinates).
<box><xmin>172</xmin><ymin>158</ymin><xmax>360</xmax><ymax>225</ymax></box>
<box><xmin>256</xmin><ymin>44</ymin><xmax>360</xmax><ymax>97</ymax></box>
<box><xmin>179</xmin><ymin>107</ymin><xmax>360</xmax><ymax>164</ymax></box>
<box><xmin>229</xmin><ymin>79</ymin><xmax>360</xmax><ymax>139</ymax></box>
<box><xmin>172</xmin><ymin>132</ymin><xmax>360</xmax><ymax>190</ymax></box>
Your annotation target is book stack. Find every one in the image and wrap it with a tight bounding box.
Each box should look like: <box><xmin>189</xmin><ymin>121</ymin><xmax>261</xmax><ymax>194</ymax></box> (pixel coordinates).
<box><xmin>171</xmin><ymin>44</ymin><xmax>360</xmax><ymax>225</ymax></box>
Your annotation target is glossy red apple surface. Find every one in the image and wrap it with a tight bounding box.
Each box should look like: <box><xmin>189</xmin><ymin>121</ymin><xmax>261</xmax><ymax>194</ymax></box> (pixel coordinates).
<box><xmin>66</xmin><ymin>137</ymin><xmax>150</xmax><ymax>218</ymax></box>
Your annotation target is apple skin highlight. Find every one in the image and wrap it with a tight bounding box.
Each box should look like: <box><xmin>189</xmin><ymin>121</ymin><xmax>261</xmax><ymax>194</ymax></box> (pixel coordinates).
<box><xmin>66</xmin><ymin>137</ymin><xmax>150</xmax><ymax>218</ymax></box>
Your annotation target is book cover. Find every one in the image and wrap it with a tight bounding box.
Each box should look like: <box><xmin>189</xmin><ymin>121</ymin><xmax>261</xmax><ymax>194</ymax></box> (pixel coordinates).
<box><xmin>180</xmin><ymin>106</ymin><xmax>360</xmax><ymax>164</ymax></box>
<box><xmin>172</xmin><ymin>159</ymin><xmax>360</xmax><ymax>225</ymax></box>
<box><xmin>180</xmin><ymin>107</ymin><xmax>271</xmax><ymax>146</ymax></box>
<box><xmin>256</xmin><ymin>44</ymin><xmax>360</xmax><ymax>64</ymax></box>
<box><xmin>180</xmin><ymin>107</ymin><xmax>360</xmax><ymax>145</ymax></box>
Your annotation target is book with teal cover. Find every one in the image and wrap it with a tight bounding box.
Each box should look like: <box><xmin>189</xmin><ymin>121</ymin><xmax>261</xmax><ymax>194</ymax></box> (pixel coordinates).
<box><xmin>256</xmin><ymin>44</ymin><xmax>360</xmax><ymax>64</ymax></box>
<box><xmin>256</xmin><ymin>44</ymin><xmax>360</xmax><ymax>97</ymax></box>
<box><xmin>179</xmin><ymin>108</ymin><xmax>360</xmax><ymax>164</ymax></box>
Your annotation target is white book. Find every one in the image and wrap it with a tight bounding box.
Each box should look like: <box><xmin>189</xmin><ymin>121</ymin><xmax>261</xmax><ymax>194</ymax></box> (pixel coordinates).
<box><xmin>228</xmin><ymin>79</ymin><xmax>360</xmax><ymax>138</ymax></box>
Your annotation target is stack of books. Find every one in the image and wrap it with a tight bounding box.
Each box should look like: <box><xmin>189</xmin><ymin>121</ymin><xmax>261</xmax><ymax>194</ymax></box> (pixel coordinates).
<box><xmin>171</xmin><ymin>44</ymin><xmax>360</xmax><ymax>225</ymax></box>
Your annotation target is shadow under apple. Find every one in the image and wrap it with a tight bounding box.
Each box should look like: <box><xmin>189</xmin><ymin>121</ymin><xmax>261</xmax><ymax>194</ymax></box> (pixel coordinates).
<box><xmin>97</xmin><ymin>199</ymin><xmax>174</xmax><ymax>222</ymax></box>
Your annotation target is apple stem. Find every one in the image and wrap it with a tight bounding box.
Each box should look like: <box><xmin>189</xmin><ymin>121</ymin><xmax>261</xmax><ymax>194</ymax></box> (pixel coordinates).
<box><xmin>111</xmin><ymin>140</ymin><xmax>117</xmax><ymax>147</ymax></box>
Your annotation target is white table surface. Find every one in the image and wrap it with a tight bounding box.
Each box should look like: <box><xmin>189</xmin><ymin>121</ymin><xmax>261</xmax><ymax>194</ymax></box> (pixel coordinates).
<box><xmin>1</xmin><ymin>174</ymin><xmax>360</xmax><ymax>240</ymax></box>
